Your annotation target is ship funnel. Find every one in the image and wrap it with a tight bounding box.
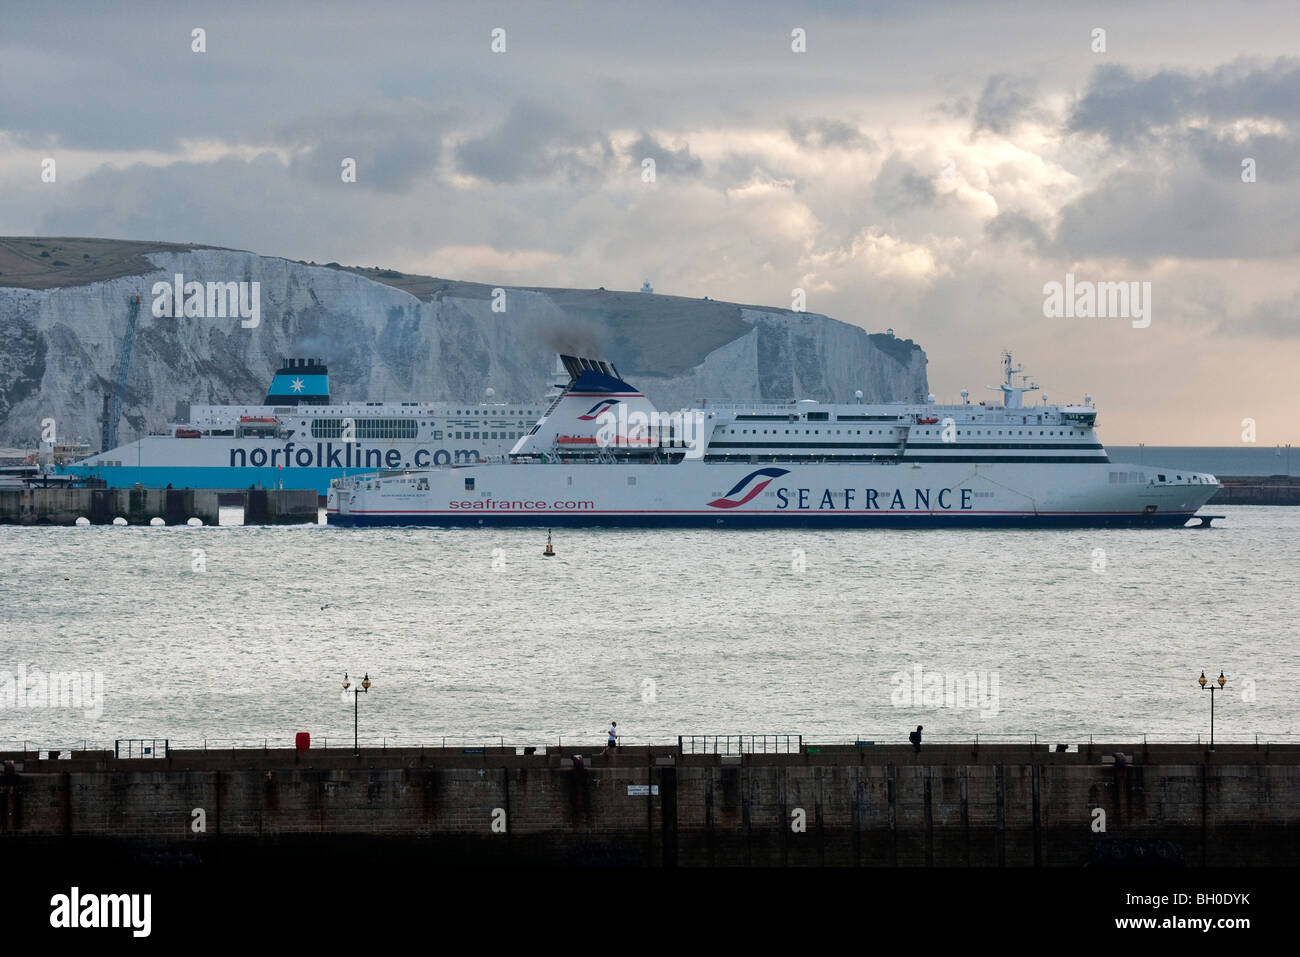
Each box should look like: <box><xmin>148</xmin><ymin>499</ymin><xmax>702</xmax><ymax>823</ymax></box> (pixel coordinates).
<box><xmin>266</xmin><ymin>358</ymin><xmax>330</xmax><ymax>406</ymax></box>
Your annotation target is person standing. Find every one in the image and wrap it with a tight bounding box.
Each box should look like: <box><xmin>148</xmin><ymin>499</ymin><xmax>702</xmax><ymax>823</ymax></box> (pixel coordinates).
<box><xmin>607</xmin><ymin>721</ymin><xmax>618</xmax><ymax>751</ymax></box>
<box><xmin>909</xmin><ymin>725</ymin><xmax>923</xmax><ymax>754</ymax></box>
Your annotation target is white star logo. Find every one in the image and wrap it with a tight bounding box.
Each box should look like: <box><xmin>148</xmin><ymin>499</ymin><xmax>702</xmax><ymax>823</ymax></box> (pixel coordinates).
<box><xmin>290</xmin><ymin>378</ymin><xmax>305</xmax><ymax>392</ymax></box>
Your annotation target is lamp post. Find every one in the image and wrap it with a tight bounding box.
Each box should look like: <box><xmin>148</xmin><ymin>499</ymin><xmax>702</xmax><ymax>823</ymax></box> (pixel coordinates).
<box><xmin>343</xmin><ymin>671</ymin><xmax>371</xmax><ymax>756</ymax></box>
<box><xmin>1198</xmin><ymin>670</ymin><xmax>1226</xmax><ymax>751</ymax></box>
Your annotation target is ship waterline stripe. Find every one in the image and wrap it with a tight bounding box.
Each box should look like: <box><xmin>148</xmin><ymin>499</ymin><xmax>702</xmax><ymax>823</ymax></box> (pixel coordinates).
<box><xmin>337</xmin><ymin>508</ymin><xmax>1195</xmax><ymax>516</ymax></box>
<box><xmin>329</xmin><ymin>513</ymin><xmax>1202</xmax><ymax>529</ymax></box>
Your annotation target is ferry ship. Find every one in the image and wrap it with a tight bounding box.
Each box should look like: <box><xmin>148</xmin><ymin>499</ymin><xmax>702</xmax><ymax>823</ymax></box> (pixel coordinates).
<box><xmin>61</xmin><ymin>359</ymin><xmax>545</xmax><ymax>494</ymax></box>
<box><xmin>327</xmin><ymin>352</ymin><xmax>1221</xmax><ymax>528</ymax></box>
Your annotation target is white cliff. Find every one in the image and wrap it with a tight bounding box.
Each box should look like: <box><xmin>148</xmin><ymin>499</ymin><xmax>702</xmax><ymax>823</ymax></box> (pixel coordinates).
<box><xmin>0</xmin><ymin>246</ymin><xmax>927</xmax><ymax>448</ymax></box>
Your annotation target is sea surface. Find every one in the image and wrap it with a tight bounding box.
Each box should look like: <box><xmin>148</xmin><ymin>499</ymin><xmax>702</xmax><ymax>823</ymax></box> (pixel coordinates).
<box><xmin>2</xmin><ymin>506</ymin><xmax>1298</xmax><ymax>751</ymax></box>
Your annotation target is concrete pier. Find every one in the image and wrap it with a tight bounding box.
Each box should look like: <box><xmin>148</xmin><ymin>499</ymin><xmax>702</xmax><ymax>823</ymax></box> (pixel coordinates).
<box><xmin>1208</xmin><ymin>475</ymin><xmax>1300</xmax><ymax>505</ymax></box>
<box><xmin>3</xmin><ymin>742</ymin><xmax>1298</xmax><ymax>867</ymax></box>
<box><xmin>241</xmin><ymin>488</ymin><xmax>319</xmax><ymax>525</ymax></box>
<box><xmin>0</xmin><ymin>487</ymin><xmax>321</xmax><ymax>525</ymax></box>
<box><xmin>0</xmin><ymin>487</ymin><xmax>219</xmax><ymax>525</ymax></box>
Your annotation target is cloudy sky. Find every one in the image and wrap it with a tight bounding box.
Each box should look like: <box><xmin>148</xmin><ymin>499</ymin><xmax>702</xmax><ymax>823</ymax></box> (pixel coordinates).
<box><xmin>2</xmin><ymin>0</ymin><xmax>1297</xmax><ymax>443</ymax></box>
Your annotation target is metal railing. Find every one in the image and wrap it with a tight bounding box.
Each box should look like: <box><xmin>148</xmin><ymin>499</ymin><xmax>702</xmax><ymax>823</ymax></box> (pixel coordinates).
<box><xmin>114</xmin><ymin>739</ymin><xmax>168</xmax><ymax>758</ymax></box>
<box><xmin>5</xmin><ymin>731</ymin><xmax>1300</xmax><ymax>759</ymax></box>
<box><xmin>678</xmin><ymin>734</ymin><xmax>802</xmax><ymax>755</ymax></box>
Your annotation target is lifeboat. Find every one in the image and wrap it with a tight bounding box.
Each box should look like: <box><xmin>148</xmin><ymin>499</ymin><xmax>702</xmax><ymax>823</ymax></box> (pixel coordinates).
<box><xmin>175</xmin><ymin>428</ymin><xmax>202</xmax><ymax>438</ymax></box>
<box><xmin>916</xmin><ymin>416</ymin><xmax>939</xmax><ymax>425</ymax></box>
<box><xmin>239</xmin><ymin>416</ymin><xmax>278</xmax><ymax>423</ymax></box>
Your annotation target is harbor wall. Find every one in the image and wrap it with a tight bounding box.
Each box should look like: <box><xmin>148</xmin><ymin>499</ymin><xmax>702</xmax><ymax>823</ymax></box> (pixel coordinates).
<box><xmin>3</xmin><ymin>745</ymin><xmax>1298</xmax><ymax>867</ymax></box>
<box><xmin>0</xmin><ymin>486</ymin><xmax>321</xmax><ymax>525</ymax></box>
<box><xmin>0</xmin><ymin>487</ymin><xmax>219</xmax><ymax>525</ymax></box>
<box><xmin>241</xmin><ymin>488</ymin><xmax>319</xmax><ymax>524</ymax></box>
<box><xmin>1207</xmin><ymin>475</ymin><xmax>1300</xmax><ymax>506</ymax></box>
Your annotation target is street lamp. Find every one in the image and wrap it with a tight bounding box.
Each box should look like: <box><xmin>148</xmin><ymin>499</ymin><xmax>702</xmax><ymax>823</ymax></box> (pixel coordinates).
<box><xmin>1198</xmin><ymin>670</ymin><xmax>1226</xmax><ymax>751</ymax></box>
<box><xmin>342</xmin><ymin>671</ymin><xmax>372</xmax><ymax>756</ymax></box>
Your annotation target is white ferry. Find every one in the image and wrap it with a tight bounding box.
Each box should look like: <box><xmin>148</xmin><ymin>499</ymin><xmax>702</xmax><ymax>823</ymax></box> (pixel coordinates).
<box><xmin>327</xmin><ymin>353</ymin><xmax>1221</xmax><ymax>528</ymax></box>
<box><xmin>61</xmin><ymin>358</ymin><xmax>544</xmax><ymax>494</ymax></box>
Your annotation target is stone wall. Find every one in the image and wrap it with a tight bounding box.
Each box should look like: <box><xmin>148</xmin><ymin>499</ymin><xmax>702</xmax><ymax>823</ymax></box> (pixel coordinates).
<box><xmin>3</xmin><ymin>745</ymin><xmax>1297</xmax><ymax>866</ymax></box>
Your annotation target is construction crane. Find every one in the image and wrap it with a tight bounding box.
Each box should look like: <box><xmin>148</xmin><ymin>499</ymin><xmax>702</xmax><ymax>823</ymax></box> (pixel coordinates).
<box><xmin>100</xmin><ymin>294</ymin><xmax>141</xmax><ymax>453</ymax></box>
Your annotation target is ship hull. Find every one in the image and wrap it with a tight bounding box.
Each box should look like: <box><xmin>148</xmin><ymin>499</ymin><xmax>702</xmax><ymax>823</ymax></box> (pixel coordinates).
<box><xmin>327</xmin><ymin>459</ymin><xmax>1220</xmax><ymax>529</ymax></box>
<box><xmin>327</xmin><ymin>511</ymin><xmax>1202</xmax><ymax>529</ymax></box>
<box><xmin>59</xmin><ymin>435</ymin><xmax>510</xmax><ymax>495</ymax></box>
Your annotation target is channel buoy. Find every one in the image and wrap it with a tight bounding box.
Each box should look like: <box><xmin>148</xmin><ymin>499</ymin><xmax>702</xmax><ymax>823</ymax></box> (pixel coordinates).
<box><xmin>543</xmin><ymin>529</ymin><xmax>555</xmax><ymax>557</ymax></box>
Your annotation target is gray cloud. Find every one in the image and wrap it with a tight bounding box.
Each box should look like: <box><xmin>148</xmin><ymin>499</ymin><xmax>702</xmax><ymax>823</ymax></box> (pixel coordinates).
<box><xmin>872</xmin><ymin>152</ymin><xmax>939</xmax><ymax>214</ymax></box>
<box><xmin>1069</xmin><ymin>58</ymin><xmax>1300</xmax><ymax>145</ymax></box>
<box><xmin>985</xmin><ymin>211</ymin><xmax>1050</xmax><ymax>247</ymax></box>
<box><xmin>1223</xmin><ymin>294</ymin><xmax>1300</xmax><ymax>338</ymax></box>
<box><xmin>1051</xmin><ymin>166</ymin><xmax>1300</xmax><ymax>260</ymax></box>
<box><xmin>989</xmin><ymin>58</ymin><xmax>1300</xmax><ymax>259</ymax></box>
<box><xmin>973</xmin><ymin>74</ymin><xmax>1037</xmax><ymax>134</ymax></box>
<box><xmin>454</xmin><ymin>100</ymin><xmax>613</xmax><ymax>185</ymax></box>
<box><xmin>276</xmin><ymin>104</ymin><xmax>453</xmax><ymax>193</ymax></box>
<box><xmin>624</xmin><ymin>133</ymin><xmax>703</xmax><ymax>176</ymax></box>
<box><xmin>787</xmin><ymin>117</ymin><xmax>872</xmax><ymax>150</ymax></box>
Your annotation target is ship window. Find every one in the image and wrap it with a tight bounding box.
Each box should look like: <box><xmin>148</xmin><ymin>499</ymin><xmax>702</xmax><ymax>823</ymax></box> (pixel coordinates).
<box><xmin>310</xmin><ymin>418</ymin><xmax>418</xmax><ymax>440</ymax></box>
<box><xmin>465</xmin><ymin>478</ymin><xmax>474</xmax><ymax>490</ymax></box>
<box><xmin>1158</xmin><ymin>474</ymin><xmax>1166</xmax><ymax>482</ymax></box>
<box><xmin>432</xmin><ymin>431</ymin><xmax>442</xmax><ymax>440</ymax></box>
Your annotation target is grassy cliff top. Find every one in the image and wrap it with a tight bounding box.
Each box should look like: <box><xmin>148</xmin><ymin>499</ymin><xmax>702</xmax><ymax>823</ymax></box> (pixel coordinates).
<box><xmin>0</xmin><ymin>237</ymin><xmax>234</xmax><ymax>290</ymax></box>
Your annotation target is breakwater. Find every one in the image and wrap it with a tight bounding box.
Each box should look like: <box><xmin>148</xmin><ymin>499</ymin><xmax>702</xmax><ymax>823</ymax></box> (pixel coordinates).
<box><xmin>0</xmin><ymin>487</ymin><xmax>318</xmax><ymax>525</ymax></box>
<box><xmin>4</xmin><ymin>742</ymin><xmax>1298</xmax><ymax>867</ymax></box>
<box><xmin>1207</xmin><ymin>475</ymin><xmax>1300</xmax><ymax>506</ymax></box>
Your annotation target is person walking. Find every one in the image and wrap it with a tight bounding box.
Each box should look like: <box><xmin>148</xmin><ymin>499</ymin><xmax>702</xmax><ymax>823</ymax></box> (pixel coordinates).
<box><xmin>607</xmin><ymin>721</ymin><xmax>618</xmax><ymax>752</ymax></box>
<box><xmin>908</xmin><ymin>725</ymin><xmax>923</xmax><ymax>754</ymax></box>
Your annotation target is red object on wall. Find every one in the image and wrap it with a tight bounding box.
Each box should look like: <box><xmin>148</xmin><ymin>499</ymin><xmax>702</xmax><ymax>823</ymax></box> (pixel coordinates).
<box><xmin>295</xmin><ymin>732</ymin><xmax>310</xmax><ymax>752</ymax></box>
